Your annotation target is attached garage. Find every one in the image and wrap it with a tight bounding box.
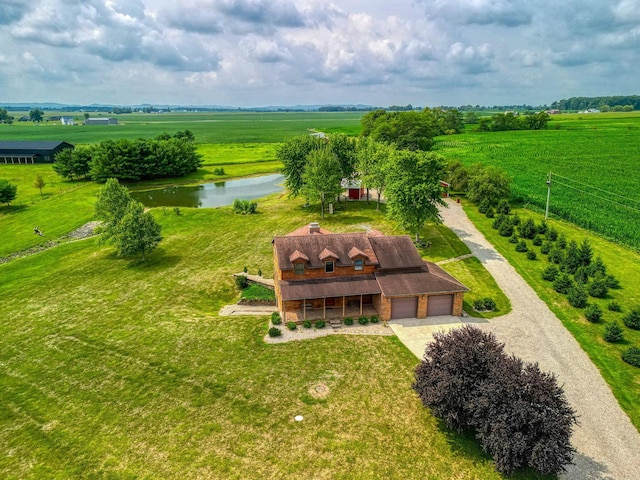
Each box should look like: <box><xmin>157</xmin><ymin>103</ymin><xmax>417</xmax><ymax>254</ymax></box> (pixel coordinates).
<box><xmin>391</xmin><ymin>296</ymin><xmax>418</xmax><ymax>319</ymax></box>
<box><xmin>427</xmin><ymin>294</ymin><xmax>453</xmax><ymax>316</ymax></box>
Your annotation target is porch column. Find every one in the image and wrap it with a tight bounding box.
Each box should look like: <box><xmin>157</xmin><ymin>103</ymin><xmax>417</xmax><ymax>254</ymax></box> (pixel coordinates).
<box><xmin>303</xmin><ymin>298</ymin><xmax>306</xmax><ymax>321</ymax></box>
<box><xmin>283</xmin><ymin>303</ymin><xmax>287</xmax><ymax>322</ymax></box>
<box><xmin>323</xmin><ymin>298</ymin><xmax>326</xmax><ymax>319</ymax></box>
<box><xmin>360</xmin><ymin>294</ymin><xmax>363</xmax><ymax>315</ymax></box>
<box><xmin>342</xmin><ymin>296</ymin><xmax>345</xmax><ymax>317</ymax></box>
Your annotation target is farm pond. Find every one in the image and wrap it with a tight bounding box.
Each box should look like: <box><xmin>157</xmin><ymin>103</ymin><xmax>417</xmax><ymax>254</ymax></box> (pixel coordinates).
<box><xmin>130</xmin><ymin>174</ymin><xmax>284</xmax><ymax>208</ymax></box>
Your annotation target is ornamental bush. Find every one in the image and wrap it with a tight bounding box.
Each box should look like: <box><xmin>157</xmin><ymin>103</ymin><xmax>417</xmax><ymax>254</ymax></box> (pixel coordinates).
<box><xmin>370</xmin><ymin>315</ymin><xmax>379</xmax><ymax>323</ymax></box>
<box><xmin>622</xmin><ymin>347</ymin><xmax>640</xmax><ymax>368</ymax></box>
<box><xmin>315</xmin><ymin>320</ymin><xmax>326</xmax><ymax>329</ymax></box>
<box><xmin>542</xmin><ymin>265</ymin><xmax>559</xmax><ymax>282</ymax></box>
<box><xmin>557</xmin><ymin>234</ymin><xmax>567</xmax><ymax>249</ymax></box>
<box><xmin>518</xmin><ymin>217</ymin><xmax>537</xmax><ymax>239</ymax></box>
<box><xmin>343</xmin><ymin>317</ymin><xmax>354</xmax><ymax>326</ymax></box>
<box><xmin>536</xmin><ymin>220</ymin><xmax>548</xmax><ymax>235</ymax></box>
<box><xmin>547</xmin><ymin>227</ymin><xmax>558</xmax><ymax>241</ymax></box>
<box><xmin>233</xmin><ymin>199</ymin><xmax>258</xmax><ymax>214</ymax></box>
<box><xmin>605</xmin><ymin>274</ymin><xmax>621</xmax><ymax>289</ymax></box>
<box><xmin>508</xmin><ymin>233</ymin><xmax>518</xmax><ymax>244</ymax></box>
<box><xmin>358</xmin><ymin>316</ymin><xmax>369</xmax><ymax>325</ymax></box>
<box><xmin>584</xmin><ymin>304</ymin><xmax>602</xmax><ymax>323</ymax></box>
<box><xmin>286</xmin><ymin>321</ymin><xmax>297</xmax><ymax>330</ymax></box>
<box><xmin>515</xmin><ymin>240</ymin><xmax>528</xmax><ymax>252</ymax></box>
<box><xmin>303</xmin><ymin>319</ymin><xmax>312</xmax><ymax>329</ymax></box>
<box><xmin>271</xmin><ymin>312</ymin><xmax>282</xmax><ymax>325</ymax></box>
<box><xmin>413</xmin><ymin>326</ymin><xmax>576</xmax><ymax>476</ymax></box>
<box><xmin>526</xmin><ymin>250</ymin><xmax>537</xmax><ymax>260</ymax></box>
<box><xmin>553</xmin><ymin>273</ymin><xmax>573</xmax><ymax>295</ymax></box>
<box><xmin>532</xmin><ymin>235</ymin><xmax>543</xmax><ymax>246</ymax></box>
<box><xmin>498</xmin><ymin>220</ymin><xmax>514</xmax><ymax>237</ymax></box>
<box><xmin>540</xmin><ymin>241</ymin><xmax>552</xmax><ymax>255</ymax></box>
<box><xmin>567</xmin><ymin>285</ymin><xmax>588</xmax><ymax>308</ymax></box>
<box><xmin>607</xmin><ymin>301</ymin><xmax>622</xmax><ymax>312</ymax></box>
<box><xmin>478</xmin><ymin>198</ymin><xmax>492</xmax><ymax>214</ymax></box>
<box><xmin>235</xmin><ymin>275</ymin><xmax>248</xmax><ymax>290</ymax></box>
<box><xmin>268</xmin><ymin>327</ymin><xmax>282</xmax><ymax>337</ymax></box>
<box><xmin>604</xmin><ymin>322</ymin><xmax>624</xmax><ymax>343</ymax></box>
<box><xmin>587</xmin><ymin>277</ymin><xmax>609</xmax><ymax>298</ymax></box>
<box><xmin>622</xmin><ymin>308</ymin><xmax>640</xmax><ymax>330</ymax></box>
<box><xmin>496</xmin><ymin>199</ymin><xmax>511</xmax><ymax>215</ymax></box>
<box><xmin>547</xmin><ymin>247</ymin><xmax>564</xmax><ymax>265</ymax></box>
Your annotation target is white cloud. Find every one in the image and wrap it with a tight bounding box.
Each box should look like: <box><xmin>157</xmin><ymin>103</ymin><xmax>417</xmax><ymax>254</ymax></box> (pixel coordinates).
<box><xmin>0</xmin><ymin>0</ymin><xmax>639</xmax><ymax>107</ymax></box>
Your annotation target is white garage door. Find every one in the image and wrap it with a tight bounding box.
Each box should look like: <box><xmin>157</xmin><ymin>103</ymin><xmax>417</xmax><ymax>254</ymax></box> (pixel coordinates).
<box><xmin>391</xmin><ymin>297</ymin><xmax>418</xmax><ymax>319</ymax></box>
<box><xmin>427</xmin><ymin>294</ymin><xmax>453</xmax><ymax>316</ymax></box>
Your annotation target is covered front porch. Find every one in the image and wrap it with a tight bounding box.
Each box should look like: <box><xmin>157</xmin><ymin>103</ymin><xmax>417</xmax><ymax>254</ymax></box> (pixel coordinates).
<box><xmin>282</xmin><ymin>295</ymin><xmax>378</xmax><ymax>323</ymax></box>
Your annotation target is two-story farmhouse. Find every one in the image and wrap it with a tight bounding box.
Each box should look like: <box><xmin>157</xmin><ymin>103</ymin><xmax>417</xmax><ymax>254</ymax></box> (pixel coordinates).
<box><xmin>273</xmin><ymin>223</ymin><xmax>468</xmax><ymax>323</ymax></box>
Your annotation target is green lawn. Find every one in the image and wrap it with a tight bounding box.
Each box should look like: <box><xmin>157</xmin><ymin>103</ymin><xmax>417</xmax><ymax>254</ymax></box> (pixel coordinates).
<box><xmin>441</xmin><ymin>257</ymin><xmax>511</xmax><ymax>319</ymax></box>
<box><xmin>463</xmin><ymin>202</ymin><xmax>640</xmax><ymax>431</ymax></box>
<box><xmin>0</xmin><ymin>195</ymin><xmax>533</xmax><ymax>479</ymax></box>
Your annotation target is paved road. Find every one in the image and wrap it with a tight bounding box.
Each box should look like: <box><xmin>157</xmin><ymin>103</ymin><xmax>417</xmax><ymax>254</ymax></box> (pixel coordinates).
<box><xmin>431</xmin><ymin>199</ymin><xmax>640</xmax><ymax>480</ymax></box>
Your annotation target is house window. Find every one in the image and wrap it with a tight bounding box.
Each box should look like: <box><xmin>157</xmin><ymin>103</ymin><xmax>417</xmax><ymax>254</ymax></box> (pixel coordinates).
<box><xmin>354</xmin><ymin>259</ymin><xmax>364</xmax><ymax>271</ymax></box>
<box><xmin>294</xmin><ymin>263</ymin><xmax>304</xmax><ymax>275</ymax></box>
<box><xmin>325</xmin><ymin>261</ymin><xmax>334</xmax><ymax>273</ymax></box>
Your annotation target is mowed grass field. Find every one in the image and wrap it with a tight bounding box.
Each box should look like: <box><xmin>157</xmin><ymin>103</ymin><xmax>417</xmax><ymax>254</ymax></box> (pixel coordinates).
<box><xmin>436</xmin><ymin>112</ymin><xmax>640</xmax><ymax>250</ymax></box>
<box><xmin>1</xmin><ymin>195</ymin><xmax>524</xmax><ymax>479</ymax></box>
<box><xmin>0</xmin><ymin>111</ymin><xmax>364</xmax><ymax>144</ymax></box>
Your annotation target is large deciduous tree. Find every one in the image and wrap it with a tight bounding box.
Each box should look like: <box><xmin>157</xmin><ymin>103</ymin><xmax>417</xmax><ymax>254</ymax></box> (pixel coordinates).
<box><xmin>385</xmin><ymin>150</ymin><xmax>447</xmax><ymax>242</ymax></box>
<box><xmin>53</xmin><ymin>146</ymin><xmax>92</xmax><ymax>181</ymax></box>
<box><xmin>112</xmin><ymin>201</ymin><xmax>162</xmax><ymax>260</ymax></box>
<box><xmin>301</xmin><ymin>147</ymin><xmax>343</xmax><ymax>219</ymax></box>
<box><xmin>95</xmin><ymin>178</ymin><xmax>133</xmax><ymax>242</ymax></box>
<box><xmin>95</xmin><ymin>178</ymin><xmax>162</xmax><ymax>260</ymax></box>
<box><xmin>356</xmin><ymin>137</ymin><xmax>392</xmax><ymax>209</ymax></box>
<box><xmin>277</xmin><ymin>135</ymin><xmax>326</xmax><ymax>197</ymax></box>
<box><xmin>29</xmin><ymin>108</ymin><xmax>44</xmax><ymax>123</ymax></box>
<box><xmin>466</xmin><ymin>165</ymin><xmax>511</xmax><ymax>206</ymax></box>
<box><xmin>0</xmin><ymin>179</ymin><xmax>18</xmax><ymax>206</ymax></box>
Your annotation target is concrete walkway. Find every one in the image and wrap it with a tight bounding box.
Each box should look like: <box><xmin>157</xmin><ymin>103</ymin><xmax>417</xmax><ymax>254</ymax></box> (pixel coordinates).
<box><xmin>388</xmin><ymin>315</ymin><xmax>478</xmax><ymax>358</ymax></box>
<box><xmin>430</xmin><ymin>198</ymin><xmax>640</xmax><ymax>480</ymax></box>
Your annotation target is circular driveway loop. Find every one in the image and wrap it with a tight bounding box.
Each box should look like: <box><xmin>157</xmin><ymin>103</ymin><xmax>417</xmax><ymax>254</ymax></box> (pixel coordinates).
<box><xmin>393</xmin><ymin>200</ymin><xmax>640</xmax><ymax>480</ymax></box>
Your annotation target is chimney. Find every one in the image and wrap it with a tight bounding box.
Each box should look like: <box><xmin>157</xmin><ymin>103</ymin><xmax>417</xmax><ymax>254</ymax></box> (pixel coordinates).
<box><xmin>309</xmin><ymin>222</ymin><xmax>320</xmax><ymax>234</ymax></box>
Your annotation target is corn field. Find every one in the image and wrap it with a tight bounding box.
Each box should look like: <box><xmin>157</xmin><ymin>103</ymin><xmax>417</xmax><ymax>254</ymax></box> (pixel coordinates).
<box><xmin>436</xmin><ymin>114</ymin><xmax>640</xmax><ymax>250</ymax></box>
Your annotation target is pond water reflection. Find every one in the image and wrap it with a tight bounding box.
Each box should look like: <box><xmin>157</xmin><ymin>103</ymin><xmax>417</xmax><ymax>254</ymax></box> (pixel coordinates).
<box><xmin>130</xmin><ymin>174</ymin><xmax>284</xmax><ymax>208</ymax></box>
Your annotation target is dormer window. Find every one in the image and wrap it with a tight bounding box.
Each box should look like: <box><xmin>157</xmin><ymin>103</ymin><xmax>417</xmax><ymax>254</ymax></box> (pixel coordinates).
<box><xmin>354</xmin><ymin>259</ymin><xmax>364</xmax><ymax>271</ymax></box>
<box><xmin>325</xmin><ymin>261</ymin><xmax>335</xmax><ymax>273</ymax></box>
<box><xmin>294</xmin><ymin>263</ymin><xmax>304</xmax><ymax>275</ymax></box>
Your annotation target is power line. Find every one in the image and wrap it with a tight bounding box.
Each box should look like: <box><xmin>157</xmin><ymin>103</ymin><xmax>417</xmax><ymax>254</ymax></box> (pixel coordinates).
<box><xmin>551</xmin><ymin>172</ymin><xmax>640</xmax><ymax>206</ymax></box>
<box><xmin>552</xmin><ymin>179</ymin><xmax>640</xmax><ymax>214</ymax></box>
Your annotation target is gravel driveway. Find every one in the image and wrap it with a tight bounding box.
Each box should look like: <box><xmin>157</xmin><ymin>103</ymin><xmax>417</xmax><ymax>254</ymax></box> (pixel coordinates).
<box><xmin>438</xmin><ymin>199</ymin><xmax>640</xmax><ymax>479</ymax></box>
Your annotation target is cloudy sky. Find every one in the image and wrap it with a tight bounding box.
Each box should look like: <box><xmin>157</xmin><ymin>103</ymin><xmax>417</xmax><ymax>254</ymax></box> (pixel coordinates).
<box><xmin>1</xmin><ymin>0</ymin><xmax>638</xmax><ymax>107</ymax></box>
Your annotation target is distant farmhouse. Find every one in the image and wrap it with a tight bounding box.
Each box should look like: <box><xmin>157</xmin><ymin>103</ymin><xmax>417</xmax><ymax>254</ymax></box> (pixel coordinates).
<box><xmin>61</xmin><ymin>116</ymin><xmax>75</xmax><ymax>125</ymax></box>
<box><xmin>84</xmin><ymin>117</ymin><xmax>118</xmax><ymax>125</ymax></box>
<box><xmin>0</xmin><ymin>141</ymin><xmax>74</xmax><ymax>164</ymax></box>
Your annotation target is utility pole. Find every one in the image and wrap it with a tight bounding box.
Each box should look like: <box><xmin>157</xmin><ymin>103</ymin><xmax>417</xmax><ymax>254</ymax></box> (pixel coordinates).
<box><xmin>545</xmin><ymin>172</ymin><xmax>552</xmax><ymax>220</ymax></box>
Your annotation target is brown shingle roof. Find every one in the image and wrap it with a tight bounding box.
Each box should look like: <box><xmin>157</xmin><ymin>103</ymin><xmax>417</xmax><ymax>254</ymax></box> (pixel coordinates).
<box><xmin>274</xmin><ymin>232</ymin><xmax>378</xmax><ymax>270</ymax></box>
<box><xmin>375</xmin><ymin>263</ymin><xmax>468</xmax><ymax>297</ymax></box>
<box><xmin>368</xmin><ymin>236</ymin><xmax>424</xmax><ymax>269</ymax></box>
<box><xmin>279</xmin><ymin>275</ymin><xmax>381</xmax><ymax>300</ymax></box>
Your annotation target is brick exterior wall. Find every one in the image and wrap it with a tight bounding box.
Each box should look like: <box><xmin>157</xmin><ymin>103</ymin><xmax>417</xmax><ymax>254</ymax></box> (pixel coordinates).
<box><xmin>452</xmin><ymin>292</ymin><xmax>464</xmax><ymax>317</ymax></box>
<box><xmin>280</xmin><ymin>261</ymin><xmax>375</xmax><ymax>281</ymax></box>
<box><xmin>417</xmin><ymin>295</ymin><xmax>428</xmax><ymax>318</ymax></box>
